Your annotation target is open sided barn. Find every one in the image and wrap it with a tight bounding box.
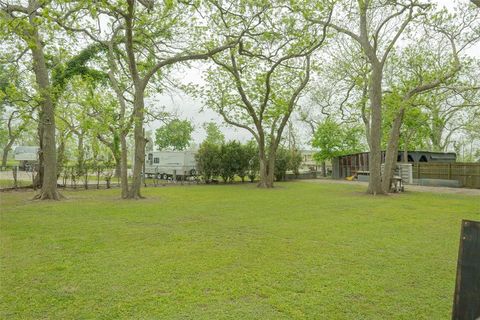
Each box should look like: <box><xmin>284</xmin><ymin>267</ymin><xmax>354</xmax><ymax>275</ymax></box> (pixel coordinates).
<box><xmin>332</xmin><ymin>151</ymin><xmax>480</xmax><ymax>188</ymax></box>
<box><xmin>332</xmin><ymin>151</ymin><xmax>456</xmax><ymax>179</ymax></box>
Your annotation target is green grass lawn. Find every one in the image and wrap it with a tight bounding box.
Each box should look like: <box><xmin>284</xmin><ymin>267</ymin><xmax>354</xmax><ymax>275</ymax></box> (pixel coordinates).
<box><xmin>0</xmin><ymin>179</ymin><xmax>32</xmax><ymax>189</ymax></box>
<box><xmin>1</xmin><ymin>182</ymin><xmax>479</xmax><ymax>319</ymax></box>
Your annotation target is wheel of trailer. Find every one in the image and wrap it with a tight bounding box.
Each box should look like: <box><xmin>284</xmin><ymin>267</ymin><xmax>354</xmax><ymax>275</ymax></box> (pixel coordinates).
<box><xmin>190</xmin><ymin>169</ymin><xmax>196</xmax><ymax>176</ymax></box>
<box><xmin>161</xmin><ymin>173</ymin><xmax>168</xmax><ymax>180</ymax></box>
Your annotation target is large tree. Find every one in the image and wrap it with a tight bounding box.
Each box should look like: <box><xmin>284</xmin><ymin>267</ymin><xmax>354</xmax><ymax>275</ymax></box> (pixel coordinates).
<box><xmin>61</xmin><ymin>0</ymin><xmax>249</xmax><ymax>199</ymax></box>
<box><xmin>0</xmin><ymin>64</ymin><xmax>32</xmax><ymax>167</ymax></box>
<box><xmin>418</xmin><ymin>60</ymin><xmax>480</xmax><ymax>152</ymax></box>
<box><xmin>1</xmin><ymin>1</ymin><xmax>62</xmax><ymax>199</ymax></box>
<box><xmin>298</xmin><ymin>34</ymin><xmax>368</xmax><ymax>177</ymax></box>
<box><xmin>304</xmin><ymin>0</ymin><xmax>479</xmax><ymax>193</ymax></box>
<box><xmin>305</xmin><ymin>0</ymin><xmax>432</xmax><ymax>194</ymax></box>
<box><xmin>1</xmin><ymin>1</ymin><xmax>106</xmax><ymax>197</ymax></box>
<box><xmin>53</xmin><ymin>27</ymin><xmax>136</xmax><ymax>198</ymax></box>
<box><xmin>200</xmin><ymin>2</ymin><xmax>332</xmax><ymax>188</ymax></box>
<box><xmin>380</xmin><ymin>4</ymin><xmax>479</xmax><ymax>192</ymax></box>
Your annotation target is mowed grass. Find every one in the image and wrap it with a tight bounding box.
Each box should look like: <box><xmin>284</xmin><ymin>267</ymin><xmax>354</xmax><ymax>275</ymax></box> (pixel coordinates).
<box><xmin>0</xmin><ymin>180</ymin><xmax>32</xmax><ymax>189</ymax></box>
<box><xmin>1</xmin><ymin>182</ymin><xmax>479</xmax><ymax>319</ymax></box>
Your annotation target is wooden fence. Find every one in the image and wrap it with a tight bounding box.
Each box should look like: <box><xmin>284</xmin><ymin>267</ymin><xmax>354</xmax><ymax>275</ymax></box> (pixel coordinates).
<box><xmin>412</xmin><ymin>162</ymin><xmax>480</xmax><ymax>189</ymax></box>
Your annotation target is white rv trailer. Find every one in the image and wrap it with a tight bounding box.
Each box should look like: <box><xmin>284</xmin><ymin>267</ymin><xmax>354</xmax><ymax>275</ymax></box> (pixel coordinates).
<box><xmin>144</xmin><ymin>150</ymin><xmax>196</xmax><ymax>179</ymax></box>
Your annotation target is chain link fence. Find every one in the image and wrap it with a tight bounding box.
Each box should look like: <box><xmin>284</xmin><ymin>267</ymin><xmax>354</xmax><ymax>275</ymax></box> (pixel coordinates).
<box><xmin>0</xmin><ymin>165</ymin><xmax>202</xmax><ymax>191</ymax></box>
<box><xmin>0</xmin><ymin>164</ymin><xmax>329</xmax><ymax>191</ymax></box>
<box><xmin>0</xmin><ymin>166</ymin><xmax>37</xmax><ymax>189</ymax></box>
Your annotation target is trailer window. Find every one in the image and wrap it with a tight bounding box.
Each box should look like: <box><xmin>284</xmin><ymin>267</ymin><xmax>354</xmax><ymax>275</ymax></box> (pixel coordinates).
<box><xmin>154</xmin><ymin>157</ymin><xmax>159</xmax><ymax>164</ymax></box>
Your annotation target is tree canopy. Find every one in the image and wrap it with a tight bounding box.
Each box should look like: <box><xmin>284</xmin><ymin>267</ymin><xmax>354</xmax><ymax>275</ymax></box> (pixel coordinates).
<box><xmin>312</xmin><ymin>119</ymin><xmax>365</xmax><ymax>162</ymax></box>
<box><xmin>0</xmin><ymin>0</ymin><xmax>478</xmax><ymax>197</ymax></box>
<box><xmin>155</xmin><ymin>119</ymin><xmax>194</xmax><ymax>151</ymax></box>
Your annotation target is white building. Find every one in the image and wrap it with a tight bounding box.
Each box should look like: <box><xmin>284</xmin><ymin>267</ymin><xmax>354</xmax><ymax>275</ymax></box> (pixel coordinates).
<box><xmin>14</xmin><ymin>146</ymin><xmax>39</xmax><ymax>170</ymax></box>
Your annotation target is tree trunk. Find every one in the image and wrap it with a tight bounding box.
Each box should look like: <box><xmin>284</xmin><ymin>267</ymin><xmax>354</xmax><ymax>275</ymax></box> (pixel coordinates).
<box><xmin>114</xmin><ymin>158</ymin><xmax>121</xmax><ymax>178</ymax></box>
<box><xmin>33</xmin><ymin>122</ymin><xmax>44</xmax><ymax>189</ymax></box>
<box><xmin>120</xmin><ymin>132</ymin><xmax>129</xmax><ymax>198</ymax></box>
<box><xmin>381</xmin><ymin>108</ymin><xmax>405</xmax><ymax>193</ymax></box>
<box><xmin>366</xmin><ymin>65</ymin><xmax>384</xmax><ymax>195</ymax></box>
<box><xmin>428</xmin><ymin>108</ymin><xmax>446</xmax><ymax>151</ymax></box>
<box><xmin>258</xmin><ymin>155</ymin><xmax>269</xmax><ymax>188</ymax></box>
<box><xmin>57</xmin><ymin>136</ymin><xmax>66</xmax><ymax>178</ymax></box>
<box><xmin>2</xmin><ymin>112</ymin><xmax>20</xmax><ymax>167</ymax></box>
<box><xmin>126</xmin><ymin>96</ymin><xmax>145</xmax><ymax>199</ymax></box>
<box><xmin>77</xmin><ymin>134</ymin><xmax>84</xmax><ymax>174</ymax></box>
<box><xmin>257</xmin><ymin>144</ymin><xmax>273</xmax><ymax>188</ymax></box>
<box><xmin>111</xmin><ymin>136</ymin><xmax>121</xmax><ymax>178</ymax></box>
<box><xmin>106</xmin><ymin>37</ymin><xmax>130</xmax><ymax>188</ymax></box>
<box><xmin>321</xmin><ymin>160</ymin><xmax>326</xmax><ymax>177</ymax></box>
<box><xmin>29</xmin><ymin>15</ymin><xmax>60</xmax><ymax>200</ymax></box>
<box><xmin>266</xmin><ymin>152</ymin><xmax>275</xmax><ymax>187</ymax></box>
<box><xmin>1</xmin><ymin>139</ymin><xmax>14</xmax><ymax>167</ymax></box>
<box><xmin>124</xmin><ymin>1</ymin><xmax>146</xmax><ymax>199</ymax></box>
<box><xmin>97</xmin><ymin>132</ymin><xmax>122</xmax><ymax>178</ymax></box>
<box><xmin>257</xmin><ymin>145</ymin><xmax>275</xmax><ymax>188</ymax></box>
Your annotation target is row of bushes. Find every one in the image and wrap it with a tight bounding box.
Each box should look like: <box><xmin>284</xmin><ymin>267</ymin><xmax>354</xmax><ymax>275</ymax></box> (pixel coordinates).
<box><xmin>195</xmin><ymin>141</ymin><xmax>302</xmax><ymax>183</ymax></box>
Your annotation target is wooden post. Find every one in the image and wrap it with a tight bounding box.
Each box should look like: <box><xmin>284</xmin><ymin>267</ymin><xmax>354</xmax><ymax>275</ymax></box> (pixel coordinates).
<box><xmin>32</xmin><ymin>165</ymin><xmax>36</xmax><ymax>190</ymax></box>
<box><xmin>448</xmin><ymin>163</ymin><xmax>452</xmax><ymax>180</ymax></box>
<box><xmin>97</xmin><ymin>167</ymin><xmax>100</xmax><ymax>189</ymax></box>
<box><xmin>142</xmin><ymin>128</ymin><xmax>146</xmax><ymax>188</ymax></box>
<box><xmin>452</xmin><ymin>220</ymin><xmax>480</xmax><ymax>319</ymax></box>
<box><xmin>13</xmin><ymin>166</ymin><xmax>18</xmax><ymax>189</ymax></box>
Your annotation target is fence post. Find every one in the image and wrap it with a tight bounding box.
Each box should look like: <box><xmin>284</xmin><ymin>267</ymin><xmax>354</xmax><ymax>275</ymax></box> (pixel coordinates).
<box><xmin>84</xmin><ymin>169</ymin><xmax>88</xmax><ymax>190</ymax></box>
<box><xmin>448</xmin><ymin>163</ymin><xmax>452</xmax><ymax>180</ymax></box>
<box><xmin>32</xmin><ymin>166</ymin><xmax>36</xmax><ymax>190</ymax></box>
<box><xmin>13</xmin><ymin>166</ymin><xmax>18</xmax><ymax>189</ymax></box>
<box><xmin>96</xmin><ymin>167</ymin><xmax>100</xmax><ymax>189</ymax></box>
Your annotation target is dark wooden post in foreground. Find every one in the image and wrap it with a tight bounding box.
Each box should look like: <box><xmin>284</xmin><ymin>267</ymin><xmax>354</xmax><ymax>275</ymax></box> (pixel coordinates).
<box><xmin>452</xmin><ymin>220</ymin><xmax>480</xmax><ymax>320</ymax></box>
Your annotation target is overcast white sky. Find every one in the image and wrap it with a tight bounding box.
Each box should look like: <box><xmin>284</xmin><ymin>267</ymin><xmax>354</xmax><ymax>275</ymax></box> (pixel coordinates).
<box><xmin>145</xmin><ymin>0</ymin><xmax>480</xmax><ymax>148</ymax></box>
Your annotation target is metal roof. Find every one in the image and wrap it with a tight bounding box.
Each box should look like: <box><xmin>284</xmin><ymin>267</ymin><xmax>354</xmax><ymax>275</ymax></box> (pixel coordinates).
<box><xmin>14</xmin><ymin>146</ymin><xmax>39</xmax><ymax>154</ymax></box>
